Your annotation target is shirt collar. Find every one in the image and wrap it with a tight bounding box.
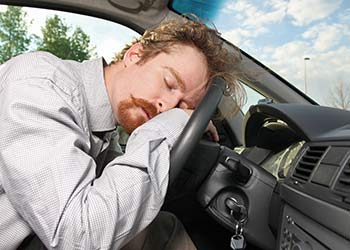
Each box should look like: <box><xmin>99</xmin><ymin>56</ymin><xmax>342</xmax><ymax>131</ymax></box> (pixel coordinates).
<box><xmin>80</xmin><ymin>58</ymin><xmax>116</xmax><ymax>132</ymax></box>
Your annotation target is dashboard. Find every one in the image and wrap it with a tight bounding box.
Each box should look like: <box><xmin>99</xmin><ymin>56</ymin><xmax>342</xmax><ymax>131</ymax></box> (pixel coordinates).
<box><xmin>279</xmin><ymin>141</ymin><xmax>350</xmax><ymax>250</ymax></box>
<box><xmin>246</xmin><ymin>104</ymin><xmax>350</xmax><ymax>249</ymax></box>
<box><xmin>197</xmin><ymin>103</ymin><xmax>350</xmax><ymax>250</ymax></box>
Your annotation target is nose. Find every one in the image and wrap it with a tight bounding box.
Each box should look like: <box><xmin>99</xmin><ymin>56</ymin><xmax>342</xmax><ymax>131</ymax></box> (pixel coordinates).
<box><xmin>156</xmin><ymin>94</ymin><xmax>181</xmax><ymax>113</ymax></box>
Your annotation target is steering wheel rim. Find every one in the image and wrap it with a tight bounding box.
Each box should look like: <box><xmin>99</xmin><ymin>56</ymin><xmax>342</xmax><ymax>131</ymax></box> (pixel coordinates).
<box><xmin>169</xmin><ymin>77</ymin><xmax>226</xmax><ymax>186</ymax></box>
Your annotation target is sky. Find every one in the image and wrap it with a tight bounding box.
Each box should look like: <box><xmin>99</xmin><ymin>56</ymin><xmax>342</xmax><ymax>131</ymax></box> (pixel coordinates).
<box><xmin>0</xmin><ymin>0</ymin><xmax>349</xmax><ymax>106</ymax></box>
<box><xmin>215</xmin><ymin>0</ymin><xmax>350</xmax><ymax>106</ymax></box>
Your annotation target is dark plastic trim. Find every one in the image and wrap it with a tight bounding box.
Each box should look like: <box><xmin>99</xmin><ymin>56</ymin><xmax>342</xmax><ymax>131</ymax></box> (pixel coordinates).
<box><xmin>280</xmin><ymin>183</ymin><xmax>350</xmax><ymax>240</ymax></box>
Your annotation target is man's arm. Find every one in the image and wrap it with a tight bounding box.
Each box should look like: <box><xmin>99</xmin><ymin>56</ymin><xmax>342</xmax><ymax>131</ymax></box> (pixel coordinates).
<box><xmin>0</xmin><ymin>79</ymin><xmax>189</xmax><ymax>249</ymax></box>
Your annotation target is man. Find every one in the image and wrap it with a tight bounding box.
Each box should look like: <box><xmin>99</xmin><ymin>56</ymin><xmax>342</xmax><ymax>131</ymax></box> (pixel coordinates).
<box><xmin>0</xmin><ymin>18</ymin><xmax>242</xmax><ymax>249</ymax></box>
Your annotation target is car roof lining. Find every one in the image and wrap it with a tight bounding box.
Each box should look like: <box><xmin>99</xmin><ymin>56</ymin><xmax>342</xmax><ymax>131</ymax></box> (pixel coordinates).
<box><xmin>1</xmin><ymin>0</ymin><xmax>171</xmax><ymax>33</ymax></box>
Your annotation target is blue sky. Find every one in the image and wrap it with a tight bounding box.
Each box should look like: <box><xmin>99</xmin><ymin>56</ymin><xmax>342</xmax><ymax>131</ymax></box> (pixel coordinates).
<box><xmin>213</xmin><ymin>0</ymin><xmax>350</xmax><ymax>106</ymax></box>
<box><xmin>1</xmin><ymin>0</ymin><xmax>349</xmax><ymax>106</ymax></box>
<box><xmin>173</xmin><ymin>0</ymin><xmax>350</xmax><ymax>106</ymax></box>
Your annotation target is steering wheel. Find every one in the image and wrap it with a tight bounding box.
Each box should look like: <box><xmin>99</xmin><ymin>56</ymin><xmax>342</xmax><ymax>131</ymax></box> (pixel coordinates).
<box><xmin>169</xmin><ymin>77</ymin><xmax>226</xmax><ymax>186</ymax></box>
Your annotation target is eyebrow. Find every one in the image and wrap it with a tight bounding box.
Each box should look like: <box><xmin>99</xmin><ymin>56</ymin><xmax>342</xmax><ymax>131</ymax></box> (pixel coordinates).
<box><xmin>164</xmin><ymin>66</ymin><xmax>186</xmax><ymax>92</ymax></box>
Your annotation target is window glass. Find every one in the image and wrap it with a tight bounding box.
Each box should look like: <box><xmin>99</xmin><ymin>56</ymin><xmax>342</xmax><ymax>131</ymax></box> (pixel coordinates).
<box><xmin>0</xmin><ymin>5</ymin><xmax>139</xmax><ymax>147</ymax></box>
<box><xmin>171</xmin><ymin>0</ymin><xmax>350</xmax><ymax>109</ymax></box>
<box><xmin>0</xmin><ymin>5</ymin><xmax>139</xmax><ymax>63</ymax></box>
<box><xmin>241</xmin><ymin>83</ymin><xmax>267</xmax><ymax>113</ymax></box>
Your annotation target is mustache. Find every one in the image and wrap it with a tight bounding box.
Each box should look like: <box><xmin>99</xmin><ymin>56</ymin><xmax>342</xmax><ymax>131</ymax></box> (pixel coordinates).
<box><xmin>130</xmin><ymin>95</ymin><xmax>158</xmax><ymax>119</ymax></box>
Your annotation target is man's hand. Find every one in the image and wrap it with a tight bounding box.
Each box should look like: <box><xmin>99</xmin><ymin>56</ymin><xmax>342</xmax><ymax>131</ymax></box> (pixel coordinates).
<box><xmin>183</xmin><ymin>109</ymin><xmax>219</xmax><ymax>142</ymax></box>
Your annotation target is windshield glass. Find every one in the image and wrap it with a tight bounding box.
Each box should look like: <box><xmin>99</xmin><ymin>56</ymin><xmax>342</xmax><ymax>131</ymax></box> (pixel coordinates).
<box><xmin>171</xmin><ymin>0</ymin><xmax>350</xmax><ymax>108</ymax></box>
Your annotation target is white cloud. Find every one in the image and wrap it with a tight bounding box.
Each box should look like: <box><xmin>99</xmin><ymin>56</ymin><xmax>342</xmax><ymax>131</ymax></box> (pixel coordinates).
<box><xmin>260</xmin><ymin>41</ymin><xmax>311</xmax><ymax>87</ymax></box>
<box><xmin>269</xmin><ymin>41</ymin><xmax>310</xmax><ymax>61</ymax></box>
<box><xmin>306</xmin><ymin>46</ymin><xmax>350</xmax><ymax>104</ymax></box>
<box><xmin>221</xmin><ymin>0</ymin><xmax>287</xmax><ymax>50</ymax></box>
<box><xmin>223</xmin><ymin>28</ymin><xmax>249</xmax><ymax>45</ymax></box>
<box><xmin>221</xmin><ymin>1</ymin><xmax>348</xmax><ymax>105</ymax></box>
<box><xmin>245</xmin><ymin>4</ymin><xmax>286</xmax><ymax>28</ymax></box>
<box><xmin>302</xmin><ymin>22</ymin><xmax>345</xmax><ymax>51</ymax></box>
<box><xmin>222</xmin><ymin>1</ymin><xmax>237</xmax><ymax>14</ymax></box>
<box><xmin>337</xmin><ymin>8</ymin><xmax>350</xmax><ymax>23</ymax></box>
<box><xmin>222</xmin><ymin>26</ymin><xmax>267</xmax><ymax>50</ymax></box>
<box><xmin>266</xmin><ymin>0</ymin><xmax>289</xmax><ymax>10</ymax></box>
<box><xmin>260</xmin><ymin>40</ymin><xmax>350</xmax><ymax>105</ymax></box>
<box><xmin>227</xmin><ymin>0</ymin><xmax>286</xmax><ymax>29</ymax></box>
<box><xmin>287</xmin><ymin>0</ymin><xmax>342</xmax><ymax>26</ymax></box>
<box><xmin>220</xmin><ymin>1</ymin><xmax>348</xmax><ymax>106</ymax></box>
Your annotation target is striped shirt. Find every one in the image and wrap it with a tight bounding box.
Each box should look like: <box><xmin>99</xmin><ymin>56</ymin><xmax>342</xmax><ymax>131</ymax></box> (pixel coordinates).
<box><xmin>0</xmin><ymin>52</ymin><xmax>189</xmax><ymax>249</ymax></box>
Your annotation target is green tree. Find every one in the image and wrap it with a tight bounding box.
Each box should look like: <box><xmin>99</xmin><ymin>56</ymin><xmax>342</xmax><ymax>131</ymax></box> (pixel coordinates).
<box><xmin>37</xmin><ymin>15</ymin><xmax>95</xmax><ymax>61</ymax></box>
<box><xmin>0</xmin><ymin>6</ymin><xmax>34</xmax><ymax>63</ymax></box>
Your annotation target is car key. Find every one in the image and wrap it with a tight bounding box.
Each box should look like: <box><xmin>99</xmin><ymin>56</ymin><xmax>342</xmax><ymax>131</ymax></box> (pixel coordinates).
<box><xmin>230</xmin><ymin>234</ymin><xmax>246</xmax><ymax>250</ymax></box>
<box><xmin>230</xmin><ymin>222</ymin><xmax>246</xmax><ymax>250</ymax></box>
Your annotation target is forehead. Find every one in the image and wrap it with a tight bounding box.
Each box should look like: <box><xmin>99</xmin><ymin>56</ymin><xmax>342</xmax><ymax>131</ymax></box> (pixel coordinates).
<box><xmin>184</xmin><ymin>81</ymin><xmax>208</xmax><ymax>108</ymax></box>
<box><xmin>161</xmin><ymin>45</ymin><xmax>209</xmax><ymax>103</ymax></box>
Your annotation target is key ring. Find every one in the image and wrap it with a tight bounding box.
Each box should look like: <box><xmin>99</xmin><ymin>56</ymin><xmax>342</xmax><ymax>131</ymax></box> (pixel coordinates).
<box><xmin>234</xmin><ymin>222</ymin><xmax>243</xmax><ymax>236</ymax></box>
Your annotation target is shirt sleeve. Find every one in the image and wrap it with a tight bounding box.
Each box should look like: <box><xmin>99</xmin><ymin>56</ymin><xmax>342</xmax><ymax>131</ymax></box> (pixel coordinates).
<box><xmin>0</xmin><ymin>79</ymin><xmax>189</xmax><ymax>249</ymax></box>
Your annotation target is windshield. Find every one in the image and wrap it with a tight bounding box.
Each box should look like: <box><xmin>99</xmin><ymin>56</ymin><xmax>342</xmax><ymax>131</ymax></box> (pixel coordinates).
<box><xmin>171</xmin><ymin>0</ymin><xmax>350</xmax><ymax>109</ymax></box>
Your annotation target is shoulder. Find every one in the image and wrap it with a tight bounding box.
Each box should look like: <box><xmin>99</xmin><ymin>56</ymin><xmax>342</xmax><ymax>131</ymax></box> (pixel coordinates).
<box><xmin>1</xmin><ymin>52</ymin><xmax>87</xmax><ymax>117</ymax></box>
<box><xmin>4</xmin><ymin>51</ymin><xmax>61</xmax><ymax>73</ymax></box>
<box><xmin>1</xmin><ymin>51</ymin><xmax>84</xmax><ymax>93</ymax></box>
<box><xmin>2</xmin><ymin>51</ymin><xmax>83</xmax><ymax>80</ymax></box>
<box><xmin>1</xmin><ymin>52</ymin><xmax>68</xmax><ymax>83</ymax></box>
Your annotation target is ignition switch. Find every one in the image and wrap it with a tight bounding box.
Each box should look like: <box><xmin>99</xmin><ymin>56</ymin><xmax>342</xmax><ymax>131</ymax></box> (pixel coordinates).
<box><xmin>225</xmin><ymin>197</ymin><xmax>248</xmax><ymax>223</ymax></box>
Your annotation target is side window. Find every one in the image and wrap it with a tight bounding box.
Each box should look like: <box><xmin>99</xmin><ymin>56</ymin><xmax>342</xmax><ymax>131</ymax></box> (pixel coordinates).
<box><xmin>0</xmin><ymin>5</ymin><xmax>139</xmax><ymax>64</ymax></box>
<box><xmin>0</xmin><ymin>5</ymin><xmax>139</xmax><ymax>148</ymax></box>
<box><xmin>241</xmin><ymin>83</ymin><xmax>268</xmax><ymax>114</ymax></box>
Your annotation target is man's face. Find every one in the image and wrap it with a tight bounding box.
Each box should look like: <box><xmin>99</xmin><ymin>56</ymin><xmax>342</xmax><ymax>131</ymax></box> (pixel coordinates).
<box><xmin>108</xmin><ymin>43</ymin><xmax>209</xmax><ymax>133</ymax></box>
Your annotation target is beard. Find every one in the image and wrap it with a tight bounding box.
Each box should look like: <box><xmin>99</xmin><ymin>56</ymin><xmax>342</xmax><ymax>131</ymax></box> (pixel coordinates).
<box><xmin>117</xmin><ymin>95</ymin><xmax>158</xmax><ymax>134</ymax></box>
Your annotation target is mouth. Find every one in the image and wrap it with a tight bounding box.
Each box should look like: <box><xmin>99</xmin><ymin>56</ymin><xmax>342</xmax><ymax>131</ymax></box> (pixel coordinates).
<box><xmin>142</xmin><ymin>107</ymin><xmax>151</xmax><ymax>120</ymax></box>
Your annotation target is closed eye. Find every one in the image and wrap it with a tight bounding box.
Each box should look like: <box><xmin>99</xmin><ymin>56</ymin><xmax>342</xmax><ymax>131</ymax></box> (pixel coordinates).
<box><xmin>163</xmin><ymin>66</ymin><xmax>185</xmax><ymax>92</ymax></box>
<box><xmin>164</xmin><ymin>77</ymin><xmax>178</xmax><ymax>91</ymax></box>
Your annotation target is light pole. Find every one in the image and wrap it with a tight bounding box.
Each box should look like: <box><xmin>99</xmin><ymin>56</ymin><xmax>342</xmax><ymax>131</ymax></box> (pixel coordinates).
<box><xmin>304</xmin><ymin>57</ymin><xmax>310</xmax><ymax>94</ymax></box>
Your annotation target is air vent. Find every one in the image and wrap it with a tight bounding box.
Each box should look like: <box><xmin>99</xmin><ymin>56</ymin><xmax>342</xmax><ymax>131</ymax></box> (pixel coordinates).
<box><xmin>334</xmin><ymin>161</ymin><xmax>350</xmax><ymax>195</ymax></box>
<box><xmin>292</xmin><ymin>146</ymin><xmax>327</xmax><ymax>182</ymax></box>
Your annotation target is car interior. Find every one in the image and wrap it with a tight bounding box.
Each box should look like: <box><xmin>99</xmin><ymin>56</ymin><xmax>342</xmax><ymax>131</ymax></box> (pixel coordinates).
<box><xmin>2</xmin><ymin>1</ymin><xmax>350</xmax><ymax>250</ymax></box>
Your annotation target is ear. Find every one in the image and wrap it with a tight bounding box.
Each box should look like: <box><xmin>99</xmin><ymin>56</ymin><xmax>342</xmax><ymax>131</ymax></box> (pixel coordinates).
<box><xmin>123</xmin><ymin>43</ymin><xmax>143</xmax><ymax>67</ymax></box>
